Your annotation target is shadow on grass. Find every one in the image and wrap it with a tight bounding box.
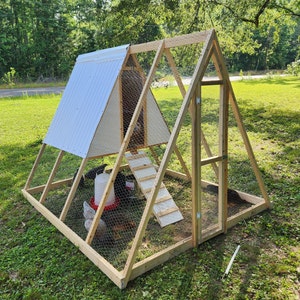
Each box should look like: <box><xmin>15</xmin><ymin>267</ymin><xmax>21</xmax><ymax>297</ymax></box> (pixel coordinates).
<box><xmin>0</xmin><ymin>141</ymin><xmax>41</xmax><ymax>195</ymax></box>
<box><xmin>238</xmin><ymin>105</ymin><xmax>300</xmax><ymax>143</ymax></box>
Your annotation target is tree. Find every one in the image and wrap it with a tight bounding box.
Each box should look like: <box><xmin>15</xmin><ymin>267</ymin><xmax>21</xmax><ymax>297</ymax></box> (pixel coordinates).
<box><xmin>0</xmin><ymin>0</ymin><xmax>299</xmax><ymax>80</ymax></box>
<box><xmin>0</xmin><ymin>0</ymin><xmax>75</xmax><ymax>80</ymax></box>
<box><xmin>31</xmin><ymin>0</ymin><xmax>75</xmax><ymax>79</ymax></box>
<box><xmin>164</xmin><ymin>0</ymin><xmax>300</xmax><ymax>71</ymax></box>
<box><xmin>0</xmin><ymin>0</ymin><xmax>35</xmax><ymax>78</ymax></box>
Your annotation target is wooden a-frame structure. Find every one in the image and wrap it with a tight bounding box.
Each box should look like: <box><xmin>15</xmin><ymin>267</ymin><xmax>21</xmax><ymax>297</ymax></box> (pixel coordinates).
<box><xmin>22</xmin><ymin>29</ymin><xmax>271</xmax><ymax>289</ymax></box>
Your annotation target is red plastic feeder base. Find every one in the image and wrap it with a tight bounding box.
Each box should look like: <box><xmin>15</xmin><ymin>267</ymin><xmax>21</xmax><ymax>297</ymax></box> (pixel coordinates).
<box><xmin>90</xmin><ymin>196</ymin><xmax>120</xmax><ymax>211</ymax></box>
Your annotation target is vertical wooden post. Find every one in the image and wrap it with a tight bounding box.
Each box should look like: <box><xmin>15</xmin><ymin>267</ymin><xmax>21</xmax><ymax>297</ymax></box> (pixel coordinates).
<box><xmin>191</xmin><ymin>83</ymin><xmax>202</xmax><ymax>246</ymax></box>
<box><xmin>209</xmin><ymin>43</ymin><xmax>229</xmax><ymax>232</ymax></box>
<box><xmin>218</xmin><ymin>82</ymin><xmax>229</xmax><ymax>233</ymax></box>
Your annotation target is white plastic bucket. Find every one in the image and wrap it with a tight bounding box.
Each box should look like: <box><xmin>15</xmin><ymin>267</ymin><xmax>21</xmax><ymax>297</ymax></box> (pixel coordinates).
<box><xmin>94</xmin><ymin>172</ymin><xmax>115</xmax><ymax>206</ymax></box>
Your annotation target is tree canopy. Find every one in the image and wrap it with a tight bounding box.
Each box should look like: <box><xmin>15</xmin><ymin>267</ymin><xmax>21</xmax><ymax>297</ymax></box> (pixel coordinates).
<box><xmin>0</xmin><ymin>0</ymin><xmax>299</xmax><ymax>80</ymax></box>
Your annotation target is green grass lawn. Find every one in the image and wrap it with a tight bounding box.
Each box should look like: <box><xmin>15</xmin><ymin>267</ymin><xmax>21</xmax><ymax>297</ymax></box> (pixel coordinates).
<box><xmin>0</xmin><ymin>77</ymin><xmax>299</xmax><ymax>299</ymax></box>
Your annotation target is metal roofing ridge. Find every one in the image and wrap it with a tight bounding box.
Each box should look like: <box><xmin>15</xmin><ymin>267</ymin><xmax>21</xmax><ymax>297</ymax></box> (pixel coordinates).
<box><xmin>77</xmin><ymin>44</ymin><xmax>130</xmax><ymax>64</ymax></box>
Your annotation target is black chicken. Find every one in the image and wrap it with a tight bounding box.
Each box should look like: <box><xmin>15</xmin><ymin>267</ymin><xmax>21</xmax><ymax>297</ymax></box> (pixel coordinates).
<box><xmin>72</xmin><ymin>163</ymin><xmax>107</xmax><ymax>188</ymax></box>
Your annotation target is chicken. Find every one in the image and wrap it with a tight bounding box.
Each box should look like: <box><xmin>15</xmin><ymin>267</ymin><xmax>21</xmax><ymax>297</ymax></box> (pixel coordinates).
<box><xmin>72</xmin><ymin>164</ymin><xmax>107</xmax><ymax>188</ymax></box>
<box><xmin>72</xmin><ymin>168</ymin><xmax>85</xmax><ymax>188</ymax></box>
<box><xmin>85</xmin><ymin>163</ymin><xmax>107</xmax><ymax>180</ymax></box>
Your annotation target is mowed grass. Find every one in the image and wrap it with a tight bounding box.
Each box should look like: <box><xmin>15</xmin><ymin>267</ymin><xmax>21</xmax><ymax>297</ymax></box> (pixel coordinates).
<box><xmin>0</xmin><ymin>77</ymin><xmax>299</xmax><ymax>299</ymax></box>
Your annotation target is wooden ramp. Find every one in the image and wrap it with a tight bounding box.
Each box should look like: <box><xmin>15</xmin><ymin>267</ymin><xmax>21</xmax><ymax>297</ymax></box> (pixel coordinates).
<box><xmin>125</xmin><ymin>151</ymin><xmax>183</xmax><ymax>227</ymax></box>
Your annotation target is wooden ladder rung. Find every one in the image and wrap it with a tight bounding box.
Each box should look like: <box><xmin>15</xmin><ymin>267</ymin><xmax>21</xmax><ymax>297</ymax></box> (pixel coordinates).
<box><xmin>138</xmin><ymin>174</ymin><xmax>157</xmax><ymax>182</ymax></box>
<box><xmin>126</xmin><ymin>153</ymin><xmax>148</xmax><ymax>160</ymax></box>
<box><xmin>156</xmin><ymin>207</ymin><xmax>179</xmax><ymax>218</ymax></box>
<box><xmin>131</xmin><ymin>163</ymin><xmax>154</xmax><ymax>171</ymax></box>
<box><xmin>143</xmin><ymin>185</ymin><xmax>165</xmax><ymax>194</ymax></box>
<box><xmin>155</xmin><ymin>195</ymin><xmax>173</xmax><ymax>204</ymax></box>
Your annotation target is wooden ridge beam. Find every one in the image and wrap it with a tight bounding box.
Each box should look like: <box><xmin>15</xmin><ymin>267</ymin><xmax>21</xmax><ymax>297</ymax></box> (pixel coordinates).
<box><xmin>129</xmin><ymin>30</ymin><xmax>212</xmax><ymax>54</ymax></box>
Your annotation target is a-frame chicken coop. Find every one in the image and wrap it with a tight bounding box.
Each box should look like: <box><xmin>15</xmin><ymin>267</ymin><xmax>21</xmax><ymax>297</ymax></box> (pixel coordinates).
<box><xmin>22</xmin><ymin>29</ymin><xmax>271</xmax><ymax>288</ymax></box>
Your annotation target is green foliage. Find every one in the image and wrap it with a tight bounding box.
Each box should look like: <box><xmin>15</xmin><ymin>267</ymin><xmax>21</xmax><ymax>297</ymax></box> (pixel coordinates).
<box><xmin>0</xmin><ymin>77</ymin><xmax>299</xmax><ymax>298</ymax></box>
<box><xmin>286</xmin><ymin>59</ymin><xmax>300</xmax><ymax>76</ymax></box>
<box><xmin>1</xmin><ymin>67</ymin><xmax>17</xmax><ymax>86</ymax></box>
<box><xmin>0</xmin><ymin>0</ymin><xmax>76</xmax><ymax>80</ymax></box>
<box><xmin>0</xmin><ymin>0</ymin><xmax>299</xmax><ymax>80</ymax></box>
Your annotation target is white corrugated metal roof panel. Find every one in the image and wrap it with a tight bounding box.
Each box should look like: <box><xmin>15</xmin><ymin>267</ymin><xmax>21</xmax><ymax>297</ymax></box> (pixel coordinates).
<box><xmin>43</xmin><ymin>44</ymin><xmax>129</xmax><ymax>158</ymax></box>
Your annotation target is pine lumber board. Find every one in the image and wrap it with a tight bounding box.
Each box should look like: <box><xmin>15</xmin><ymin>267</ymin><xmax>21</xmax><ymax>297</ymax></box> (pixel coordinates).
<box><xmin>122</xmin><ymin>40</ymin><xmax>167</xmax><ymax>282</ymax></box>
<box><xmin>25</xmin><ymin>178</ymin><xmax>73</xmax><ymax>194</ymax></box>
<box><xmin>155</xmin><ymin>206</ymin><xmax>179</xmax><ymax>218</ymax></box>
<box><xmin>39</xmin><ymin>150</ymin><xmax>64</xmax><ymax>204</ymax></box>
<box><xmin>227</xmin><ymin>201</ymin><xmax>269</xmax><ymax>228</ymax></box>
<box><xmin>24</xmin><ymin>143</ymin><xmax>46</xmax><ymax>190</ymax></box>
<box><xmin>129</xmin><ymin>30</ymin><xmax>211</xmax><ymax>54</ymax></box>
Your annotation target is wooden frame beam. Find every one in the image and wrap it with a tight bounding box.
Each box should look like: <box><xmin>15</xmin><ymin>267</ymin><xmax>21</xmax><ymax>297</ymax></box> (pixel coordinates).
<box><xmin>212</xmin><ymin>36</ymin><xmax>270</xmax><ymax>208</ymax></box>
<box><xmin>40</xmin><ymin>150</ymin><xmax>64</xmax><ymax>204</ymax></box>
<box><xmin>129</xmin><ymin>30</ymin><xmax>211</xmax><ymax>54</ymax></box>
<box><xmin>24</xmin><ymin>143</ymin><xmax>46</xmax><ymax>190</ymax></box>
<box><xmin>25</xmin><ymin>178</ymin><xmax>73</xmax><ymax>194</ymax></box>
<box><xmin>60</xmin><ymin>158</ymin><xmax>88</xmax><ymax>222</ymax></box>
<box><xmin>191</xmin><ymin>83</ymin><xmax>202</xmax><ymax>246</ymax></box>
<box><xmin>201</xmin><ymin>79</ymin><xmax>223</xmax><ymax>85</ymax></box>
<box><xmin>218</xmin><ymin>79</ymin><xmax>229</xmax><ymax>233</ymax></box>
